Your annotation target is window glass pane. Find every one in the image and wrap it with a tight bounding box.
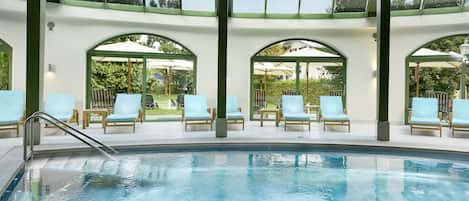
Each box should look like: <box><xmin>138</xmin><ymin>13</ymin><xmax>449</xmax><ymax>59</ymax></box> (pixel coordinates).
<box><xmin>300</xmin><ymin>0</ymin><xmax>333</xmax><ymax>14</ymax></box>
<box><xmin>233</xmin><ymin>0</ymin><xmax>265</xmax><ymax>13</ymax></box>
<box><xmin>423</xmin><ymin>0</ymin><xmax>460</xmax><ymax>9</ymax></box>
<box><xmin>181</xmin><ymin>0</ymin><xmax>215</xmax><ymax>12</ymax></box>
<box><xmin>334</xmin><ymin>0</ymin><xmax>367</xmax><ymax>13</ymax></box>
<box><xmin>77</xmin><ymin>0</ymin><xmax>105</xmax><ymax>2</ymax></box>
<box><xmin>266</xmin><ymin>0</ymin><xmax>299</xmax><ymax>14</ymax></box>
<box><xmin>146</xmin><ymin>0</ymin><xmax>181</xmax><ymax>9</ymax></box>
<box><xmin>391</xmin><ymin>0</ymin><xmax>421</xmax><ymax>10</ymax></box>
<box><xmin>107</xmin><ymin>0</ymin><xmax>144</xmax><ymax>5</ymax></box>
<box><xmin>466</xmin><ymin>0</ymin><xmax>469</xmax><ymax>7</ymax></box>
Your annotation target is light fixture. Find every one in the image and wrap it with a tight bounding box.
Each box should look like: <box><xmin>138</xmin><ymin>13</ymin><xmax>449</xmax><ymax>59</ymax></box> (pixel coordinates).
<box><xmin>47</xmin><ymin>21</ymin><xmax>55</xmax><ymax>31</ymax></box>
<box><xmin>47</xmin><ymin>64</ymin><xmax>56</xmax><ymax>75</ymax></box>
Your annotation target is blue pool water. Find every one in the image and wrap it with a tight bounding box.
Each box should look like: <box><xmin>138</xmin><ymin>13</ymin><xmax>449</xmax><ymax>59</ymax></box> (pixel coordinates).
<box><xmin>3</xmin><ymin>149</ymin><xmax>469</xmax><ymax>201</ymax></box>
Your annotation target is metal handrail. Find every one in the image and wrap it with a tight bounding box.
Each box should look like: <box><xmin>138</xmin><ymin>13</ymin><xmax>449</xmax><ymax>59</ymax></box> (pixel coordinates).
<box><xmin>23</xmin><ymin>112</ymin><xmax>118</xmax><ymax>161</ymax></box>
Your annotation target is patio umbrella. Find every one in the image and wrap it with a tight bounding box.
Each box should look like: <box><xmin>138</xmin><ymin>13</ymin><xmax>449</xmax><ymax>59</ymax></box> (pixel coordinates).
<box><xmin>147</xmin><ymin>59</ymin><xmax>193</xmax><ymax>96</ymax></box>
<box><xmin>254</xmin><ymin>63</ymin><xmax>294</xmax><ymax>95</ymax></box>
<box><xmin>410</xmin><ymin>48</ymin><xmax>461</xmax><ymax>96</ymax></box>
<box><xmin>94</xmin><ymin>41</ymin><xmax>160</xmax><ymax>93</ymax></box>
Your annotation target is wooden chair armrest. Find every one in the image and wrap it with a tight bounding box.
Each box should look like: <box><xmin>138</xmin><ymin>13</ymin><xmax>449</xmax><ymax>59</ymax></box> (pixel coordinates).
<box><xmin>181</xmin><ymin>107</ymin><xmax>184</xmax><ymax>120</ymax></box>
<box><xmin>208</xmin><ymin>108</ymin><xmax>215</xmax><ymax>120</ymax></box>
<box><xmin>438</xmin><ymin>112</ymin><xmax>443</xmax><ymax>121</ymax></box>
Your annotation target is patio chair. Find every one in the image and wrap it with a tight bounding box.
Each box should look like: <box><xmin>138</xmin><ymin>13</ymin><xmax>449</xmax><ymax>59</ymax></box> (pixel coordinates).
<box><xmin>450</xmin><ymin>99</ymin><xmax>469</xmax><ymax>136</ymax></box>
<box><xmin>182</xmin><ymin>95</ymin><xmax>213</xmax><ymax>131</ymax></box>
<box><xmin>0</xmin><ymin>90</ymin><xmax>24</xmax><ymax>137</ymax></box>
<box><xmin>408</xmin><ymin>97</ymin><xmax>442</xmax><ymax>137</ymax></box>
<box><xmin>104</xmin><ymin>94</ymin><xmax>142</xmax><ymax>133</ymax></box>
<box><xmin>145</xmin><ymin>94</ymin><xmax>158</xmax><ymax>109</ymax></box>
<box><xmin>319</xmin><ymin>96</ymin><xmax>350</xmax><ymax>132</ymax></box>
<box><xmin>281</xmin><ymin>95</ymin><xmax>311</xmax><ymax>131</ymax></box>
<box><xmin>44</xmin><ymin>94</ymin><xmax>79</xmax><ymax>126</ymax></box>
<box><xmin>226</xmin><ymin>96</ymin><xmax>245</xmax><ymax>130</ymax></box>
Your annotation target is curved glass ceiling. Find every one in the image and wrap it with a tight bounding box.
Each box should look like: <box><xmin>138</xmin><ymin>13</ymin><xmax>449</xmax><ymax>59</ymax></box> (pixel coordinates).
<box><xmin>54</xmin><ymin>0</ymin><xmax>469</xmax><ymax>18</ymax></box>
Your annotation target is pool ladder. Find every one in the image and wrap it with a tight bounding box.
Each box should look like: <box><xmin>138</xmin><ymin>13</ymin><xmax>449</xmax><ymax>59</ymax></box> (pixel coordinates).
<box><xmin>23</xmin><ymin>112</ymin><xmax>118</xmax><ymax>161</ymax></box>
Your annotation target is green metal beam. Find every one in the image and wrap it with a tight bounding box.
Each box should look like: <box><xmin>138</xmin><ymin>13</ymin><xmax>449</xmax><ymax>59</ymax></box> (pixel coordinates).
<box><xmin>216</xmin><ymin>0</ymin><xmax>228</xmax><ymax>137</ymax></box>
<box><xmin>26</xmin><ymin>0</ymin><xmax>46</xmax><ymax>144</ymax></box>
<box><xmin>377</xmin><ymin>0</ymin><xmax>390</xmax><ymax>141</ymax></box>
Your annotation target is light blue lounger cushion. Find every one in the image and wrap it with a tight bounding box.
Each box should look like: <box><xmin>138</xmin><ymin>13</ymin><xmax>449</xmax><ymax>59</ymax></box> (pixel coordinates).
<box><xmin>226</xmin><ymin>96</ymin><xmax>244</xmax><ymax>120</ymax></box>
<box><xmin>320</xmin><ymin>96</ymin><xmax>349</xmax><ymax>121</ymax></box>
<box><xmin>107</xmin><ymin>94</ymin><xmax>141</xmax><ymax>123</ymax></box>
<box><xmin>184</xmin><ymin>95</ymin><xmax>211</xmax><ymax>120</ymax></box>
<box><xmin>44</xmin><ymin>94</ymin><xmax>76</xmax><ymax>121</ymax></box>
<box><xmin>410</xmin><ymin>97</ymin><xmax>440</xmax><ymax>125</ymax></box>
<box><xmin>452</xmin><ymin>99</ymin><xmax>469</xmax><ymax>126</ymax></box>
<box><xmin>0</xmin><ymin>90</ymin><xmax>24</xmax><ymax>124</ymax></box>
<box><xmin>282</xmin><ymin>95</ymin><xmax>309</xmax><ymax>121</ymax></box>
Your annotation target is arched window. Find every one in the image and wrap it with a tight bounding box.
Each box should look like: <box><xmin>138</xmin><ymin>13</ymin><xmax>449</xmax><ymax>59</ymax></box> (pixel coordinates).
<box><xmin>87</xmin><ymin>33</ymin><xmax>196</xmax><ymax>121</ymax></box>
<box><xmin>250</xmin><ymin>39</ymin><xmax>346</xmax><ymax>120</ymax></box>
<box><xmin>0</xmin><ymin>39</ymin><xmax>12</xmax><ymax>90</ymax></box>
<box><xmin>405</xmin><ymin>34</ymin><xmax>469</xmax><ymax>123</ymax></box>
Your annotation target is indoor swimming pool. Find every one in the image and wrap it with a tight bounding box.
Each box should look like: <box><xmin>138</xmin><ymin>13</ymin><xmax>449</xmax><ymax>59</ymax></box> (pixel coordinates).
<box><xmin>2</xmin><ymin>148</ymin><xmax>469</xmax><ymax>201</ymax></box>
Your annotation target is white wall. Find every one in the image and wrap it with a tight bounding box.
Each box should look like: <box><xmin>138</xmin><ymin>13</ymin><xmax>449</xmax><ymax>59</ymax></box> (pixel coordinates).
<box><xmin>0</xmin><ymin>0</ymin><xmax>468</xmax><ymax>124</ymax></box>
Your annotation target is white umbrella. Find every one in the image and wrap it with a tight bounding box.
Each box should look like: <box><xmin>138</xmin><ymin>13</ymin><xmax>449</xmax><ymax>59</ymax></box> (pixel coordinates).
<box><xmin>95</xmin><ymin>40</ymin><xmax>161</xmax><ymax>53</ymax></box>
<box><xmin>411</xmin><ymin>48</ymin><xmax>461</xmax><ymax>96</ymax></box>
<box><xmin>254</xmin><ymin>63</ymin><xmax>294</xmax><ymax>94</ymax></box>
<box><xmin>282</xmin><ymin>47</ymin><xmax>340</xmax><ymax>57</ymax></box>
<box><xmin>147</xmin><ymin>59</ymin><xmax>193</xmax><ymax>96</ymax></box>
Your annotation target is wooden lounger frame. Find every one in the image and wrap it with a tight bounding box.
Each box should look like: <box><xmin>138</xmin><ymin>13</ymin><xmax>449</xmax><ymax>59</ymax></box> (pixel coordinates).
<box><xmin>104</xmin><ymin>110</ymin><xmax>143</xmax><ymax>133</ymax></box>
<box><xmin>280</xmin><ymin>110</ymin><xmax>311</xmax><ymax>131</ymax></box>
<box><xmin>408</xmin><ymin>110</ymin><xmax>442</xmax><ymax>137</ymax></box>
<box><xmin>449</xmin><ymin>112</ymin><xmax>469</xmax><ymax>136</ymax></box>
<box><xmin>319</xmin><ymin>110</ymin><xmax>350</xmax><ymax>133</ymax></box>
<box><xmin>182</xmin><ymin>108</ymin><xmax>214</xmax><ymax>131</ymax></box>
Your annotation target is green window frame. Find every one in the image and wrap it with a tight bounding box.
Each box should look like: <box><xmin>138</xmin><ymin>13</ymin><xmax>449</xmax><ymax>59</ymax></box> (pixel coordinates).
<box><xmin>0</xmin><ymin>38</ymin><xmax>12</xmax><ymax>90</ymax></box>
<box><xmin>86</xmin><ymin>33</ymin><xmax>198</xmax><ymax>122</ymax></box>
<box><xmin>249</xmin><ymin>39</ymin><xmax>347</xmax><ymax>120</ymax></box>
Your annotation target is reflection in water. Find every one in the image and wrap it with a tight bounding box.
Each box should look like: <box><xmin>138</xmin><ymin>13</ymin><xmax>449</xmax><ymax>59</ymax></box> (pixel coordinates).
<box><xmin>5</xmin><ymin>151</ymin><xmax>469</xmax><ymax>201</ymax></box>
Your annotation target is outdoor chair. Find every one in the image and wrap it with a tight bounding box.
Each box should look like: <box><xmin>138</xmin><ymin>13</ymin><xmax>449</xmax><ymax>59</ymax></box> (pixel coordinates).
<box><xmin>319</xmin><ymin>96</ymin><xmax>350</xmax><ymax>132</ymax></box>
<box><xmin>44</xmin><ymin>94</ymin><xmax>79</xmax><ymax>127</ymax></box>
<box><xmin>281</xmin><ymin>95</ymin><xmax>311</xmax><ymax>131</ymax></box>
<box><xmin>104</xmin><ymin>94</ymin><xmax>142</xmax><ymax>133</ymax></box>
<box><xmin>182</xmin><ymin>95</ymin><xmax>213</xmax><ymax>131</ymax></box>
<box><xmin>450</xmin><ymin>99</ymin><xmax>469</xmax><ymax>136</ymax></box>
<box><xmin>145</xmin><ymin>94</ymin><xmax>158</xmax><ymax>109</ymax></box>
<box><xmin>0</xmin><ymin>90</ymin><xmax>24</xmax><ymax>137</ymax></box>
<box><xmin>408</xmin><ymin>97</ymin><xmax>442</xmax><ymax>137</ymax></box>
<box><xmin>226</xmin><ymin>96</ymin><xmax>245</xmax><ymax>130</ymax></box>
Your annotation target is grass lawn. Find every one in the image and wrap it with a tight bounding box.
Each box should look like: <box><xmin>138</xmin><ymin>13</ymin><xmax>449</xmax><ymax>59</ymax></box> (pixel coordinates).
<box><xmin>145</xmin><ymin>94</ymin><xmax>181</xmax><ymax>116</ymax></box>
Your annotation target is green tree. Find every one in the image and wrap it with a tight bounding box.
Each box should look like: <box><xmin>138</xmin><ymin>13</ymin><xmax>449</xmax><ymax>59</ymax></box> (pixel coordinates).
<box><xmin>0</xmin><ymin>51</ymin><xmax>10</xmax><ymax>90</ymax></box>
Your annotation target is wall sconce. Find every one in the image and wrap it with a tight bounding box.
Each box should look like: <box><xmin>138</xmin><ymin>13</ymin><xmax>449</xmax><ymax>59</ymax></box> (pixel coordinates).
<box><xmin>372</xmin><ymin>70</ymin><xmax>377</xmax><ymax>78</ymax></box>
<box><xmin>372</xmin><ymin>33</ymin><xmax>377</xmax><ymax>42</ymax></box>
<box><xmin>47</xmin><ymin>21</ymin><xmax>55</xmax><ymax>31</ymax></box>
<box><xmin>47</xmin><ymin>64</ymin><xmax>56</xmax><ymax>76</ymax></box>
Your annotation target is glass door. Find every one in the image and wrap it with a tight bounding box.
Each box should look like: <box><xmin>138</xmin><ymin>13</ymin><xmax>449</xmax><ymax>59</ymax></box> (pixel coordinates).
<box><xmin>144</xmin><ymin>58</ymin><xmax>195</xmax><ymax>121</ymax></box>
<box><xmin>251</xmin><ymin>61</ymin><xmax>296</xmax><ymax>120</ymax></box>
<box><xmin>298</xmin><ymin>61</ymin><xmax>345</xmax><ymax>121</ymax></box>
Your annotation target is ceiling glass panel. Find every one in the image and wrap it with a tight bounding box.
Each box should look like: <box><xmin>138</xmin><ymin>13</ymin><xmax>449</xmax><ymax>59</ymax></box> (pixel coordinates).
<box><xmin>334</xmin><ymin>0</ymin><xmax>367</xmax><ymax>13</ymax></box>
<box><xmin>181</xmin><ymin>0</ymin><xmax>215</xmax><ymax>12</ymax></box>
<box><xmin>300</xmin><ymin>0</ymin><xmax>333</xmax><ymax>14</ymax></box>
<box><xmin>266</xmin><ymin>0</ymin><xmax>299</xmax><ymax>14</ymax></box>
<box><xmin>107</xmin><ymin>0</ymin><xmax>144</xmax><ymax>5</ymax></box>
<box><xmin>232</xmin><ymin>0</ymin><xmax>265</xmax><ymax>13</ymax></box>
<box><xmin>391</xmin><ymin>0</ymin><xmax>421</xmax><ymax>10</ymax></box>
<box><xmin>78</xmin><ymin>0</ymin><xmax>105</xmax><ymax>2</ymax></box>
<box><xmin>423</xmin><ymin>0</ymin><xmax>460</xmax><ymax>9</ymax></box>
<box><xmin>146</xmin><ymin>0</ymin><xmax>181</xmax><ymax>9</ymax></box>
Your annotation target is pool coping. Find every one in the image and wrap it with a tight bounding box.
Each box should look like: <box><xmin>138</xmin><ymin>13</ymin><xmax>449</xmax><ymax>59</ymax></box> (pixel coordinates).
<box><xmin>3</xmin><ymin>138</ymin><xmax>469</xmax><ymax>196</ymax></box>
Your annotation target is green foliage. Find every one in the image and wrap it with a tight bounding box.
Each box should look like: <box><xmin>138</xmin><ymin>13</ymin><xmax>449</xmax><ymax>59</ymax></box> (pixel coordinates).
<box><xmin>334</xmin><ymin>0</ymin><xmax>367</xmax><ymax>12</ymax></box>
<box><xmin>391</xmin><ymin>0</ymin><xmax>421</xmax><ymax>10</ymax></box>
<box><xmin>0</xmin><ymin>51</ymin><xmax>10</xmax><ymax>90</ymax></box>
<box><xmin>424</xmin><ymin>35</ymin><xmax>469</xmax><ymax>53</ymax></box>
<box><xmin>91</xmin><ymin>61</ymin><xmax>144</xmax><ymax>94</ymax></box>
<box><xmin>257</xmin><ymin>43</ymin><xmax>287</xmax><ymax>56</ymax></box>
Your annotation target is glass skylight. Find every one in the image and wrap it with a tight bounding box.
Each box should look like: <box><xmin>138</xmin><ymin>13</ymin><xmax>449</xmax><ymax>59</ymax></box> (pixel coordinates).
<box><xmin>334</xmin><ymin>0</ymin><xmax>367</xmax><ymax>13</ymax></box>
<box><xmin>181</xmin><ymin>0</ymin><xmax>215</xmax><ymax>12</ymax></box>
<box><xmin>391</xmin><ymin>0</ymin><xmax>421</xmax><ymax>10</ymax></box>
<box><xmin>232</xmin><ymin>0</ymin><xmax>265</xmax><ymax>14</ymax></box>
<box><xmin>146</xmin><ymin>0</ymin><xmax>180</xmax><ymax>9</ymax></box>
<box><xmin>107</xmin><ymin>0</ymin><xmax>143</xmax><ymax>6</ymax></box>
<box><xmin>300</xmin><ymin>0</ymin><xmax>333</xmax><ymax>14</ymax></box>
<box><xmin>423</xmin><ymin>0</ymin><xmax>460</xmax><ymax>9</ymax></box>
<box><xmin>266</xmin><ymin>0</ymin><xmax>299</xmax><ymax>14</ymax></box>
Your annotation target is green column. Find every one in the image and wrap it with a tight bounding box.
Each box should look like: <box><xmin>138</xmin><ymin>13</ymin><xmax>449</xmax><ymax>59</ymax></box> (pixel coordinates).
<box><xmin>376</xmin><ymin>0</ymin><xmax>390</xmax><ymax>141</ymax></box>
<box><xmin>26</xmin><ymin>0</ymin><xmax>46</xmax><ymax>144</ymax></box>
<box><xmin>216</xmin><ymin>0</ymin><xmax>228</xmax><ymax>137</ymax></box>
<box><xmin>461</xmin><ymin>62</ymin><xmax>467</xmax><ymax>99</ymax></box>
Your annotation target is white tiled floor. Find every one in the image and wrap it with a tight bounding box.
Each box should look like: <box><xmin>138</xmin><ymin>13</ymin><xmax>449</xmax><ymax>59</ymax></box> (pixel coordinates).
<box><xmin>0</xmin><ymin>121</ymin><xmax>468</xmax><ymax>158</ymax></box>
